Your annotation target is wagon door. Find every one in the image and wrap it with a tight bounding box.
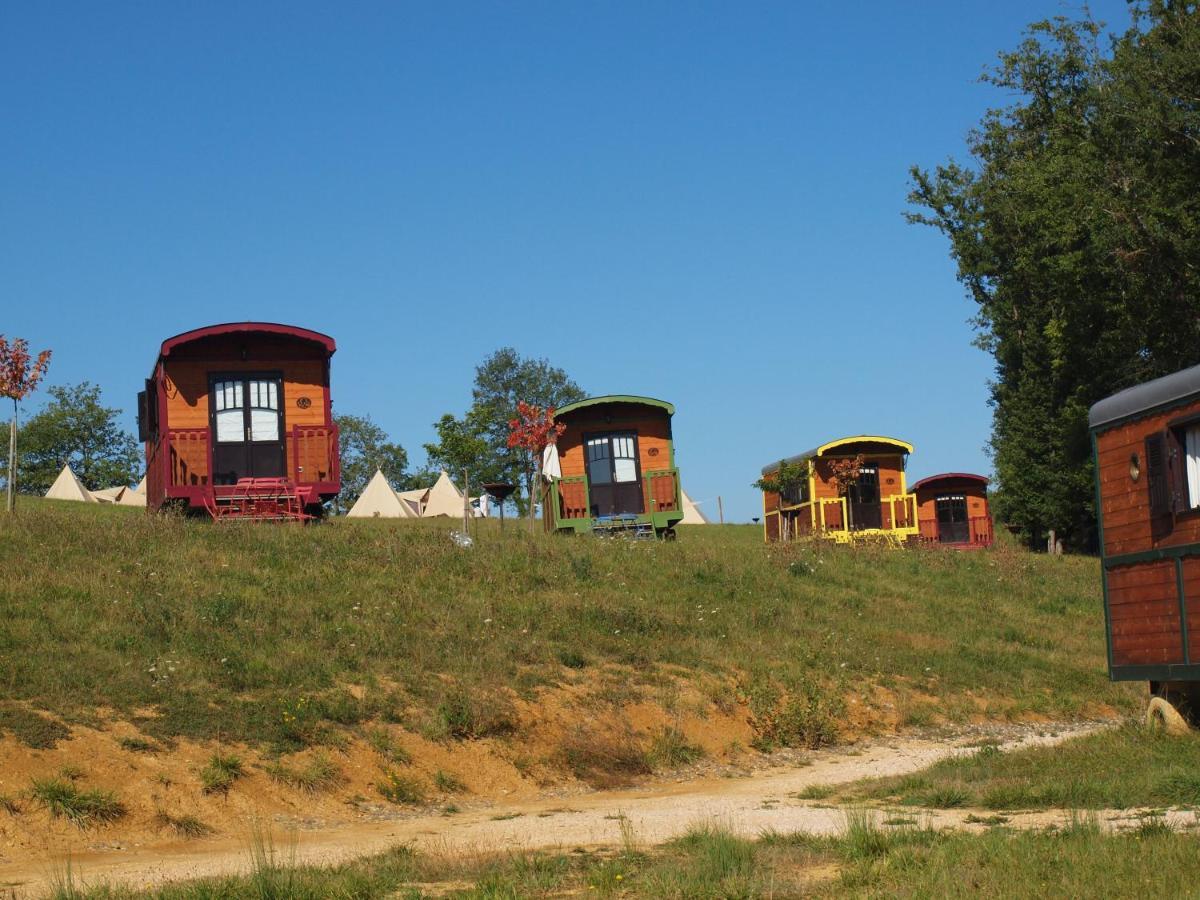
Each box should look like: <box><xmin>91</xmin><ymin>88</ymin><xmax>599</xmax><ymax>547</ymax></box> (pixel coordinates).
<box><xmin>848</xmin><ymin>463</ymin><xmax>882</xmax><ymax>530</ymax></box>
<box><xmin>210</xmin><ymin>375</ymin><xmax>287</xmax><ymax>484</ymax></box>
<box><xmin>935</xmin><ymin>494</ymin><xmax>969</xmax><ymax>544</ymax></box>
<box><xmin>585</xmin><ymin>432</ymin><xmax>643</xmax><ymax>517</ymax></box>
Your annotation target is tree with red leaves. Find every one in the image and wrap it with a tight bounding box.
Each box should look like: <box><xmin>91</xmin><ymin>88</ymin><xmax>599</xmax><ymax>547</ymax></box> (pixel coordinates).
<box><xmin>507</xmin><ymin>401</ymin><xmax>565</xmax><ymax>531</ymax></box>
<box><xmin>0</xmin><ymin>335</ymin><xmax>52</xmax><ymax>512</ymax></box>
<box><xmin>826</xmin><ymin>453</ymin><xmax>865</xmax><ymax>530</ymax></box>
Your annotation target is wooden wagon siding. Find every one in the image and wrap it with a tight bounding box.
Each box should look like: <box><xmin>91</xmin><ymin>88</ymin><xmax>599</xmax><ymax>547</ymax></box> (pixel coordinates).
<box><xmin>543</xmin><ymin>396</ymin><xmax>684</xmax><ymax>536</ymax></box>
<box><xmin>1091</xmin><ymin>363</ymin><xmax>1200</xmax><ymax>682</ymax></box>
<box><xmin>760</xmin><ymin>436</ymin><xmax>918</xmax><ymax>544</ymax></box>
<box><xmin>1096</xmin><ymin>406</ymin><xmax>1200</xmax><ymax>557</ymax></box>
<box><xmin>911</xmin><ymin>473</ymin><xmax>993</xmax><ymax>548</ymax></box>
<box><xmin>142</xmin><ymin>323</ymin><xmax>339</xmax><ymax>514</ymax></box>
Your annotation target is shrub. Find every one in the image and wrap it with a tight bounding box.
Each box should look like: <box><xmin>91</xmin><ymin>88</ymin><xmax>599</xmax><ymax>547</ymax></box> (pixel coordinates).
<box><xmin>154</xmin><ymin>809</ymin><xmax>213</xmax><ymax>839</ymax></box>
<box><xmin>747</xmin><ymin>676</ymin><xmax>842</xmax><ymax>751</ymax></box>
<box><xmin>200</xmin><ymin>752</ymin><xmax>245</xmax><ymax>795</ymax></box>
<box><xmin>365</xmin><ymin>726</ymin><xmax>412</xmax><ymax>765</ymax></box>
<box><xmin>561</xmin><ymin>725</ymin><xmax>651</xmax><ymax>788</ymax></box>
<box><xmin>432</xmin><ymin>686</ymin><xmax>516</xmax><ymax>741</ymax></box>
<box><xmin>30</xmin><ymin>776</ymin><xmax>125</xmax><ymax>827</ymax></box>
<box><xmin>265</xmin><ymin>752</ymin><xmax>344</xmax><ymax>794</ymax></box>
<box><xmin>646</xmin><ymin>726</ymin><xmax>704</xmax><ymax>770</ymax></box>
<box><xmin>378</xmin><ymin>771</ymin><xmax>426</xmax><ymax>805</ymax></box>
<box><xmin>434</xmin><ymin>770</ymin><xmax>467</xmax><ymax>793</ymax></box>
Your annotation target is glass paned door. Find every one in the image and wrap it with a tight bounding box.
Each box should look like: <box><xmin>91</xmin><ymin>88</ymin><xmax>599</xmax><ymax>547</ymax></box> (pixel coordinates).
<box><xmin>210</xmin><ymin>375</ymin><xmax>286</xmax><ymax>484</ymax></box>
<box><xmin>585</xmin><ymin>432</ymin><xmax>643</xmax><ymax>517</ymax></box>
<box><xmin>935</xmin><ymin>494</ymin><xmax>969</xmax><ymax>544</ymax></box>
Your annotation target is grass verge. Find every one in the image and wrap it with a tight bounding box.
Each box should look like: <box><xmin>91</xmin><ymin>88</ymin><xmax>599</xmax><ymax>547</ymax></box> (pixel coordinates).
<box><xmin>844</xmin><ymin>723</ymin><xmax>1200</xmax><ymax>810</ymax></box>
<box><xmin>58</xmin><ymin>815</ymin><xmax>1200</xmax><ymax>898</ymax></box>
<box><xmin>0</xmin><ymin>500</ymin><xmax>1133</xmax><ymax>752</ymax></box>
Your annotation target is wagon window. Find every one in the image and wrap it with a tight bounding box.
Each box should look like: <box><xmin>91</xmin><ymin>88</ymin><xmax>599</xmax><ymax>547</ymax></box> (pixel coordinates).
<box><xmin>248</xmin><ymin>379</ymin><xmax>280</xmax><ymax>442</ymax></box>
<box><xmin>1184</xmin><ymin>424</ymin><xmax>1200</xmax><ymax>509</ymax></box>
<box><xmin>612</xmin><ymin>435</ymin><xmax>638</xmax><ymax>483</ymax></box>
<box><xmin>213</xmin><ymin>380</ymin><xmax>244</xmax><ymax>443</ymax></box>
<box><xmin>586</xmin><ymin>437</ymin><xmax>612</xmax><ymax>485</ymax></box>
<box><xmin>935</xmin><ymin>494</ymin><xmax>968</xmax><ymax>524</ymax></box>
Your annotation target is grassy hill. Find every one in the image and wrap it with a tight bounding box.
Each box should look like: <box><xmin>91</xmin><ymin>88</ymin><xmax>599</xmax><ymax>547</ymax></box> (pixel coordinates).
<box><xmin>0</xmin><ymin>498</ymin><xmax>1132</xmax><ymax>756</ymax></box>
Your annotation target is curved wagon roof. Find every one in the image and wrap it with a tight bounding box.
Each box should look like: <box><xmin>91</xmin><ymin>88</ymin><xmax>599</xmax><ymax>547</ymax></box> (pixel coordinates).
<box><xmin>1089</xmin><ymin>362</ymin><xmax>1200</xmax><ymax>431</ymax></box>
<box><xmin>760</xmin><ymin>435</ymin><xmax>913</xmax><ymax>476</ymax></box>
<box><xmin>554</xmin><ymin>395</ymin><xmax>675</xmax><ymax>417</ymax></box>
<box><xmin>158</xmin><ymin>322</ymin><xmax>337</xmax><ymax>360</ymax></box>
<box><xmin>910</xmin><ymin>472</ymin><xmax>990</xmax><ymax>493</ymax></box>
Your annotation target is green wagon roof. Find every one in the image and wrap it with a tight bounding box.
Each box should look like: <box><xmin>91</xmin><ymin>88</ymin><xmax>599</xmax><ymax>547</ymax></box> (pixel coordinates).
<box><xmin>554</xmin><ymin>395</ymin><xmax>675</xmax><ymax>417</ymax></box>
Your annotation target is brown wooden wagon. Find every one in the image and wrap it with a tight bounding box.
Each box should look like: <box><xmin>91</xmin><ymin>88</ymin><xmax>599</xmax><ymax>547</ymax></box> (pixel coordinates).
<box><xmin>1091</xmin><ymin>363</ymin><xmax>1200</xmax><ymax>721</ymax></box>
<box><xmin>138</xmin><ymin>322</ymin><xmax>340</xmax><ymax>519</ymax></box>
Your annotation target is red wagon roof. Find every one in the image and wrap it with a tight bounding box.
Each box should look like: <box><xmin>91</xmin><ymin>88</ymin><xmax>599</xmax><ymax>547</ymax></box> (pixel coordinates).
<box><xmin>158</xmin><ymin>322</ymin><xmax>336</xmax><ymax>359</ymax></box>
<box><xmin>910</xmin><ymin>472</ymin><xmax>990</xmax><ymax>492</ymax></box>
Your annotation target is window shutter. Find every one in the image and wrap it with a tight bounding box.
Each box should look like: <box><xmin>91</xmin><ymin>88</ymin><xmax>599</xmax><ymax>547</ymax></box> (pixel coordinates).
<box><xmin>1146</xmin><ymin>432</ymin><xmax>1174</xmax><ymax>536</ymax></box>
<box><xmin>1167</xmin><ymin>428</ymin><xmax>1187</xmax><ymax>514</ymax></box>
<box><xmin>136</xmin><ymin>391</ymin><xmax>149</xmax><ymax>443</ymax></box>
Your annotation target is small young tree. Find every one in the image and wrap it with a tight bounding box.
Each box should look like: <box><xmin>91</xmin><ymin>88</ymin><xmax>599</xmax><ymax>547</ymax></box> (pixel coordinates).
<box><xmin>753</xmin><ymin>459</ymin><xmax>810</xmax><ymax>541</ymax></box>
<box><xmin>826</xmin><ymin>454</ymin><xmax>865</xmax><ymax>530</ymax></box>
<box><xmin>0</xmin><ymin>336</ymin><xmax>52</xmax><ymax>513</ymax></box>
<box><xmin>506</xmin><ymin>401</ymin><xmax>565</xmax><ymax>533</ymax></box>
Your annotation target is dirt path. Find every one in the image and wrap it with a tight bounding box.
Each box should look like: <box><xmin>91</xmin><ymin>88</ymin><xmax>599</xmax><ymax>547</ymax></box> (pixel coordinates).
<box><xmin>0</xmin><ymin>722</ymin><xmax>1114</xmax><ymax>897</ymax></box>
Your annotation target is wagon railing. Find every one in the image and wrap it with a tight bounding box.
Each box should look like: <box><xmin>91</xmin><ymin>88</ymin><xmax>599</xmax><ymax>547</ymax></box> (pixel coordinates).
<box><xmin>644</xmin><ymin>468</ymin><xmax>680</xmax><ymax>514</ymax></box>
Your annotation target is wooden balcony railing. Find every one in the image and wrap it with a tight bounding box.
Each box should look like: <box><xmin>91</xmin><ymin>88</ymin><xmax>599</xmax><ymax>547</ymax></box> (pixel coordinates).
<box><xmin>159</xmin><ymin>425</ymin><xmax>338</xmax><ymax>492</ymax></box>
<box><xmin>291</xmin><ymin>423</ymin><xmax>339</xmax><ymax>485</ymax></box>
<box><xmin>644</xmin><ymin>468</ymin><xmax>680</xmax><ymax>514</ymax></box>
<box><xmin>557</xmin><ymin>476</ymin><xmax>588</xmax><ymax>520</ymax></box>
<box><xmin>778</xmin><ymin>493</ymin><xmax>919</xmax><ymax>536</ymax></box>
<box><xmin>919</xmin><ymin>515</ymin><xmax>995</xmax><ymax>547</ymax></box>
<box><xmin>168</xmin><ymin>428</ymin><xmax>210</xmax><ymax>487</ymax></box>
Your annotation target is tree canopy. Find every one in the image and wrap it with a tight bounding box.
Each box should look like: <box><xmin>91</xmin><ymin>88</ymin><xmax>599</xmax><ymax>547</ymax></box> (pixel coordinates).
<box><xmin>335</xmin><ymin>413</ymin><xmax>410</xmax><ymax>507</ymax></box>
<box><xmin>14</xmin><ymin>382</ymin><xmax>140</xmax><ymax>493</ymax></box>
<box><xmin>424</xmin><ymin>348</ymin><xmax>585</xmax><ymax>512</ymax></box>
<box><xmin>908</xmin><ymin>2</ymin><xmax>1200</xmax><ymax>549</ymax></box>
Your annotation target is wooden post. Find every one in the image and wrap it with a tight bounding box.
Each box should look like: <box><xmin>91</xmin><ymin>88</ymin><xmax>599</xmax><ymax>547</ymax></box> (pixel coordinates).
<box><xmin>1047</xmin><ymin>530</ymin><xmax>1056</xmax><ymax>555</ymax></box>
<box><xmin>718</xmin><ymin>495</ymin><xmax>724</xmax><ymax>525</ymax></box>
<box><xmin>462</xmin><ymin>468</ymin><xmax>469</xmax><ymax>536</ymax></box>
<box><xmin>6</xmin><ymin>401</ymin><xmax>16</xmax><ymax>513</ymax></box>
<box><xmin>529</xmin><ymin>460</ymin><xmax>539</xmax><ymax>536</ymax></box>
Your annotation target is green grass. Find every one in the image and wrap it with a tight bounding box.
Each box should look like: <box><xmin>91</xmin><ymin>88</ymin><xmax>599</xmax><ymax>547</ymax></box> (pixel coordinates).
<box><xmin>198</xmin><ymin>753</ymin><xmax>244</xmax><ymax>796</ymax></box>
<box><xmin>847</xmin><ymin>723</ymin><xmax>1200</xmax><ymax>810</ymax></box>
<box><xmin>118</xmin><ymin>735</ymin><xmax>161</xmax><ymax>753</ymax></box>
<box><xmin>646</xmin><ymin>725</ymin><xmax>705</xmax><ymax>770</ymax></box>
<box><xmin>377</xmin><ymin>770</ymin><xmax>425</xmax><ymax>805</ymax></box>
<box><xmin>59</xmin><ymin>816</ymin><xmax>1200</xmax><ymax>898</ymax></box>
<box><xmin>30</xmin><ymin>775</ymin><xmax>125</xmax><ymax>827</ymax></box>
<box><xmin>0</xmin><ymin>702</ymin><xmax>70</xmax><ymax>748</ymax></box>
<box><xmin>152</xmin><ymin>809</ymin><xmax>213</xmax><ymax>839</ymax></box>
<box><xmin>0</xmin><ymin>500</ymin><xmax>1134</xmax><ymax>751</ymax></box>
<box><xmin>433</xmin><ymin>769</ymin><xmax>467</xmax><ymax>793</ymax></box>
<box><xmin>263</xmin><ymin>752</ymin><xmax>344</xmax><ymax>794</ymax></box>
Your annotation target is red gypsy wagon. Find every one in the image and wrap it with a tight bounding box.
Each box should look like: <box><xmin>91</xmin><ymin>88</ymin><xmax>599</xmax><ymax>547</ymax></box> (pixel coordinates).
<box><xmin>138</xmin><ymin>322</ymin><xmax>340</xmax><ymax>519</ymax></box>
<box><xmin>1091</xmin><ymin>362</ymin><xmax>1200</xmax><ymax>721</ymax></box>
<box><xmin>911</xmin><ymin>473</ymin><xmax>994</xmax><ymax>548</ymax></box>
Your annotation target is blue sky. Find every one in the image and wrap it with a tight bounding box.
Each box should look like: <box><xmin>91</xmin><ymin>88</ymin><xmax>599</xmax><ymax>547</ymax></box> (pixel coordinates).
<box><xmin>2</xmin><ymin>1</ymin><xmax>1134</xmax><ymax>521</ymax></box>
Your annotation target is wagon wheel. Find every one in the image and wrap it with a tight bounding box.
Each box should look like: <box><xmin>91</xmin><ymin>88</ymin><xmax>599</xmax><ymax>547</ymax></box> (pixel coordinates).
<box><xmin>1146</xmin><ymin>696</ymin><xmax>1191</xmax><ymax>736</ymax></box>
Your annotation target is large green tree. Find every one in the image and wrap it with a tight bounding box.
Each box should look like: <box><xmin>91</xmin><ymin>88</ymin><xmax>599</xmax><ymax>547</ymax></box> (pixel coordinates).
<box><xmin>425</xmin><ymin>348</ymin><xmax>585</xmax><ymax>513</ymax></box>
<box><xmin>335</xmin><ymin>413</ymin><xmax>409</xmax><ymax>508</ymax></box>
<box><xmin>16</xmin><ymin>382</ymin><xmax>140</xmax><ymax>493</ymax></box>
<box><xmin>908</xmin><ymin>3</ymin><xmax>1200</xmax><ymax>549</ymax></box>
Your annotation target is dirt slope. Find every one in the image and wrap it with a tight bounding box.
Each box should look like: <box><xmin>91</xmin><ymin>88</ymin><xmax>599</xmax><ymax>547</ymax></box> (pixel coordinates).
<box><xmin>0</xmin><ymin>722</ymin><xmax>1108</xmax><ymax>897</ymax></box>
